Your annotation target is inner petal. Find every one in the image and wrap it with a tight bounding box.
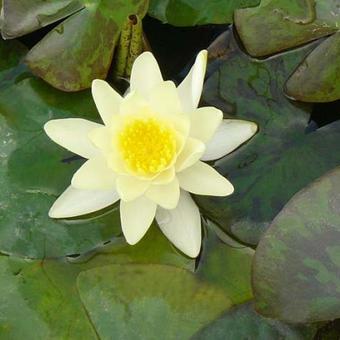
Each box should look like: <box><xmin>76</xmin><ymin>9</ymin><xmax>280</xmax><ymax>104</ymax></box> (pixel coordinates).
<box><xmin>117</xmin><ymin>116</ymin><xmax>177</xmax><ymax>176</ymax></box>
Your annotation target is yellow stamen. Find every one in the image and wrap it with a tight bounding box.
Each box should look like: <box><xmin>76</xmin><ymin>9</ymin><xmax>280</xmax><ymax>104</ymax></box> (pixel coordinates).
<box><xmin>118</xmin><ymin>117</ymin><xmax>177</xmax><ymax>176</ymax></box>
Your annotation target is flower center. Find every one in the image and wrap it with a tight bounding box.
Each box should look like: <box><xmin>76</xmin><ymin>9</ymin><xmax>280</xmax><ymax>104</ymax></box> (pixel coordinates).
<box><xmin>118</xmin><ymin>117</ymin><xmax>177</xmax><ymax>176</ymax></box>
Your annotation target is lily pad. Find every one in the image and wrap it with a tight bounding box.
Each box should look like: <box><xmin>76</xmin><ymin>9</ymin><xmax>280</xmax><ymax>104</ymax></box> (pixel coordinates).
<box><xmin>285</xmin><ymin>31</ymin><xmax>340</xmax><ymax>102</ymax></box>
<box><xmin>1</xmin><ymin>0</ymin><xmax>84</xmax><ymax>39</ymax></box>
<box><xmin>0</xmin><ymin>230</ymin><xmax>192</xmax><ymax>339</ymax></box>
<box><xmin>24</xmin><ymin>0</ymin><xmax>148</xmax><ymax>91</ymax></box>
<box><xmin>149</xmin><ymin>0</ymin><xmax>260</xmax><ymax>26</ymax></box>
<box><xmin>0</xmin><ymin>52</ymin><xmax>125</xmax><ymax>258</ymax></box>
<box><xmin>196</xmin><ymin>31</ymin><xmax>340</xmax><ymax>245</ymax></box>
<box><xmin>193</xmin><ymin>303</ymin><xmax>318</xmax><ymax>339</ymax></box>
<box><xmin>253</xmin><ymin>167</ymin><xmax>340</xmax><ymax>323</ymax></box>
<box><xmin>235</xmin><ymin>0</ymin><xmax>340</xmax><ymax>57</ymax></box>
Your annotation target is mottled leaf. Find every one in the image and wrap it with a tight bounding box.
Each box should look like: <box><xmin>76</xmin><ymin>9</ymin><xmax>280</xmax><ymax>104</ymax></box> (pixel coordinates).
<box><xmin>193</xmin><ymin>303</ymin><xmax>318</xmax><ymax>339</ymax></box>
<box><xmin>25</xmin><ymin>0</ymin><xmax>148</xmax><ymax>91</ymax></box>
<box><xmin>149</xmin><ymin>0</ymin><xmax>260</xmax><ymax>26</ymax></box>
<box><xmin>253</xmin><ymin>167</ymin><xmax>340</xmax><ymax>323</ymax></box>
<box><xmin>196</xmin><ymin>31</ymin><xmax>340</xmax><ymax>245</ymax></box>
<box><xmin>1</xmin><ymin>0</ymin><xmax>84</xmax><ymax>39</ymax></box>
<box><xmin>285</xmin><ymin>32</ymin><xmax>340</xmax><ymax>102</ymax></box>
<box><xmin>235</xmin><ymin>0</ymin><xmax>340</xmax><ymax>57</ymax></box>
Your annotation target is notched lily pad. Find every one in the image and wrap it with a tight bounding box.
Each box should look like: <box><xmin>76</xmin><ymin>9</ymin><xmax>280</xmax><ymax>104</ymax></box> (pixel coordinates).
<box><xmin>253</xmin><ymin>167</ymin><xmax>340</xmax><ymax>323</ymax></box>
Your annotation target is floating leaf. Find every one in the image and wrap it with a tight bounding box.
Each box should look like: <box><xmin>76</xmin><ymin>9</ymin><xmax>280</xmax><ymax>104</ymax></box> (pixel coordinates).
<box><xmin>149</xmin><ymin>0</ymin><xmax>260</xmax><ymax>26</ymax></box>
<box><xmin>196</xmin><ymin>31</ymin><xmax>340</xmax><ymax>245</ymax></box>
<box><xmin>1</xmin><ymin>0</ymin><xmax>84</xmax><ymax>39</ymax></box>
<box><xmin>193</xmin><ymin>303</ymin><xmax>318</xmax><ymax>339</ymax></box>
<box><xmin>253</xmin><ymin>167</ymin><xmax>340</xmax><ymax>323</ymax></box>
<box><xmin>23</xmin><ymin>0</ymin><xmax>148</xmax><ymax>91</ymax></box>
<box><xmin>235</xmin><ymin>0</ymin><xmax>340</xmax><ymax>57</ymax></box>
<box><xmin>285</xmin><ymin>32</ymin><xmax>340</xmax><ymax>102</ymax></box>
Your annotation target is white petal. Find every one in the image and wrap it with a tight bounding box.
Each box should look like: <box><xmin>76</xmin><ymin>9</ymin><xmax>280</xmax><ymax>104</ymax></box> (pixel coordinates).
<box><xmin>120</xmin><ymin>196</ymin><xmax>156</xmax><ymax>245</ymax></box>
<box><xmin>44</xmin><ymin>118</ymin><xmax>102</xmax><ymax>159</ymax></box>
<box><xmin>88</xmin><ymin>126</ymin><xmax>112</xmax><ymax>153</ymax></box>
<box><xmin>119</xmin><ymin>91</ymin><xmax>148</xmax><ymax>116</ymax></box>
<box><xmin>71</xmin><ymin>157</ymin><xmax>116</xmax><ymax>190</ymax></box>
<box><xmin>177</xmin><ymin>161</ymin><xmax>234</xmax><ymax>196</ymax></box>
<box><xmin>130</xmin><ymin>52</ymin><xmax>163</xmax><ymax>99</ymax></box>
<box><xmin>177</xmin><ymin>50</ymin><xmax>207</xmax><ymax>113</ymax></box>
<box><xmin>148</xmin><ymin>81</ymin><xmax>182</xmax><ymax>115</ymax></box>
<box><xmin>49</xmin><ymin>186</ymin><xmax>119</xmax><ymax>218</ymax></box>
<box><xmin>145</xmin><ymin>178</ymin><xmax>180</xmax><ymax>209</ymax></box>
<box><xmin>156</xmin><ymin>190</ymin><xmax>201</xmax><ymax>258</ymax></box>
<box><xmin>190</xmin><ymin>106</ymin><xmax>223</xmax><ymax>142</ymax></box>
<box><xmin>92</xmin><ymin>79</ymin><xmax>122</xmax><ymax>126</ymax></box>
<box><xmin>201</xmin><ymin>119</ymin><xmax>258</xmax><ymax>161</ymax></box>
<box><xmin>153</xmin><ymin>167</ymin><xmax>175</xmax><ymax>185</ymax></box>
<box><xmin>175</xmin><ymin>137</ymin><xmax>205</xmax><ymax>172</ymax></box>
<box><xmin>116</xmin><ymin>175</ymin><xmax>150</xmax><ymax>201</ymax></box>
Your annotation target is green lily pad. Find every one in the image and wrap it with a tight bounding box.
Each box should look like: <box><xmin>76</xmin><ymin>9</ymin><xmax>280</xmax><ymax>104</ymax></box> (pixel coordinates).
<box><xmin>24</xmin><ymin>0</ymin><xmax>148</xmax><ymax>91</ymax></box>
<box><xmin>253</xmin><ymin>167</ymin><xmax>340</xmax><ymax>323</ymax></box>
<box><xmin>1</xmin><ymin>0</ymin><xmax>84</xmax><ymax>39</ymax></box>
<box><xmin>196</xmin><ymin>31</ymin><xmax>340</xmax><ymax>245</ymax></box>
<box><xmin>285</xmin><ymin>31</ymin><xmax>340</xmax><ymax>102</ymax></box>
<box><xmin>149</xmin><ymin>0</ymin><xmax>260</xmax><ymax>26</ymax></box>
<box><xmin>235</xmin><ymin>0</ymin><xmax>340</xmax><ymax>57</ymax></box>
<box><xmin>0</xmin><ymin>229</ymin><xmax>192</xmax><ymax>339</ymax></box>
<box><xmin>0</xmin><ymin>44</ymin><xmax>125</xmax><ymax>258</ymax></box>
<box><xmin>192</xmin><ymin>303</ymin><xmax>318</xmax><ymax>339</ymax></box>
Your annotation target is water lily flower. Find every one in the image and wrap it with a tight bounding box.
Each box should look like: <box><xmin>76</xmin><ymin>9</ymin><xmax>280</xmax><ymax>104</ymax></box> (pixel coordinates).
<box><xmin>44</xmin><ymin>50</ymin><xmax>257</xmax><ymax>257</ymax></box>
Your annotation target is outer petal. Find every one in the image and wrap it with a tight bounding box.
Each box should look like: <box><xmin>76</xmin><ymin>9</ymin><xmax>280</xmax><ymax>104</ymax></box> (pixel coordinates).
<box><xmin>88</xmin><ymin>126</ymin><xmax>112</xmax><ymax>153</ymax></box>
<box><xmin>71</xmin><ymin>157</ymin><xmax>116</xmax><ymax>190</ymax></box>
<box><xmin>120</xmin><ymin>196</ymin><xmax>156</xmax><ymax>245</ymax></box>
<box><xmin>148</xmin><ymin>81</ymin><xmax>182</xmax><ymax>115</ymax></box>
<box><xmin>201</xmin><ymin>119</ymin><xmax>258</xmax><ymax>161</ymax></box>
<box><xmin>49</xmin><ymin>186</ymin><xmax>119</xmax><ymax>218</ymax></box>
<box><xmin>145</xmin><ymin>178</ymin><xmax>180</xmax><ymax>209</ymax></box>
<box><xmin>116</xmin><ymin>175</ymin><xmax>150</xmax><ymax>201</ymax></box>
<box><xmin>177</xmin><ymin>50</ymin><xmax>207</xmax><ymax>113</ymax></box>
<box><xmin>175</xmin><ymin>137</ymin><xmax>206</xmax><ymax>172</ymax></box>
<box><xmin>177</xmin><ymin>161</ymin><xmax>234</xmax><ymax>196</ymax></box>
<box><xmin>44</xmin><ymin>118</ymin><xmax>102</xmax><ymax>159</ymax></box>
<box><xmin>153</xmin><ymin>167</ymin><xmax>175</xmax><ymax>185</ymax></box>
<box><xmin>156</xmin><ymin>190</ymin><xmax>201</xmax><ymax>258</ymax></box>
<box><xmin>119</xmin><ymin>91</ymin><xmax>148</xmax><ymax>116</ymax></box>
<box><xmin>190</xmin><ymin>106</ymin><xmax>223</xmax><ymax>142</ymax></box>
<box><xmin>92</xmin><ymin>79</ymin><xmax>122</xmax><ymax>126</ymax></box>
<box><xmin>130</xmin><ymin>52</ymin><xmax>163</xmax><ymax>99</ymax></box>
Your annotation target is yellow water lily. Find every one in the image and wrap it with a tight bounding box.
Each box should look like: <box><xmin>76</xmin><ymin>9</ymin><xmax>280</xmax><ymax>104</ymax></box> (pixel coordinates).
<box><xmin>45</xmin><ymin>50</ymin><xmax>257</xmax><ymax>257</ymax></box>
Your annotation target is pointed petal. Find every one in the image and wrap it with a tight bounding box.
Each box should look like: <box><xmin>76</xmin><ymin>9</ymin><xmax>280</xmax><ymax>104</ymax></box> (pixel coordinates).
<box><xmin>71</xmin><ymin>157</ymin><xmax>116</xmax><ymax>190</ymax></box>
<box><xmin>190</xmin><ymin>106</ymin><xmax>223</xmax><ymax>142</ymax></box>
<box><xmin>44</xmin><ymin>118</ymin><xmax>102</xmax><ymax>159</ymax></box>
<box><xmin>148</xmin><ymin>81</ymin><xmax>182</xmax><ymax>115</ymax></box>
<box><xmin>201</xmin><ymin>119</ymin><xmax>258</xmax><ymax>161</ymax></box>
<box><xmin>92</xmin><ymin>79</ymin><xmax>122</xmax><ymax>126</ymax></box>
<box><xmin>130</xmin><ymin>52</ymin><xmax>163</xmax><ymax>99</ymax></box>
<box><xmin>177</xmin><ymin>50</ymin><xmax>207</xmax><ymax>112</ymax></box>
<box><xmin>49</xmin><ymin>186</ymin><xmax>119</xmax><ymax>218</ymax></box>
<box><xmin>116</xmin><ymin>175</ymin><xmax>150</xmax><ymax>201</ymax></box>
<box><xmin>177</xmin><ymin>161</ymin><xmax>234</xmax><ymax>196</ymax></box>
<box><xmin>156</xmin><ymin>191</ymin><xmax>201</xmax><ymax>258</ymax></box>
<box><xmin>175</xmin><ymin>137</ymin><xmax>205</xmax><ymax>172</ymax></box>
<box><xmin>145</xmin><ymin>178</ymin><xmax>180</xmax><ymax>209</ymax></box>
<box><xmin>120</xmin><ymin>196</ymin><xmax>156</xmax><ymax>245</ymax></box>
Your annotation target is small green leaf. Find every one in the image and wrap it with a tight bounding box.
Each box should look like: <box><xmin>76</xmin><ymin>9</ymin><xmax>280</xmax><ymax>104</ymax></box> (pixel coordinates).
<box><xmin>149</xmin><ymin>0</ymin><xmax>260</xmax><ymax>26</ymax></box>
<box><xmin>235</xmin><ymin>0</ymin><xmax>339</xmax><ymax>57</ymax></box>
<box><xmin>253</xmin><ymin>167</ymin><xmax>340</xmax><ymax>323</ymax></box>
<box><xmin>285</xmin><ymin>32</ymin><xmax>340</xmax><ymax>102</ymax></box>
<box><xmin>24</xmin><ymin>0</ymin><xmax>149</xmax><ymax>91</ymax></box>
<box><xmin>1</xmin><ymin>0</ymin><xmax>84</xmax><ymax>39</ymax></box>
